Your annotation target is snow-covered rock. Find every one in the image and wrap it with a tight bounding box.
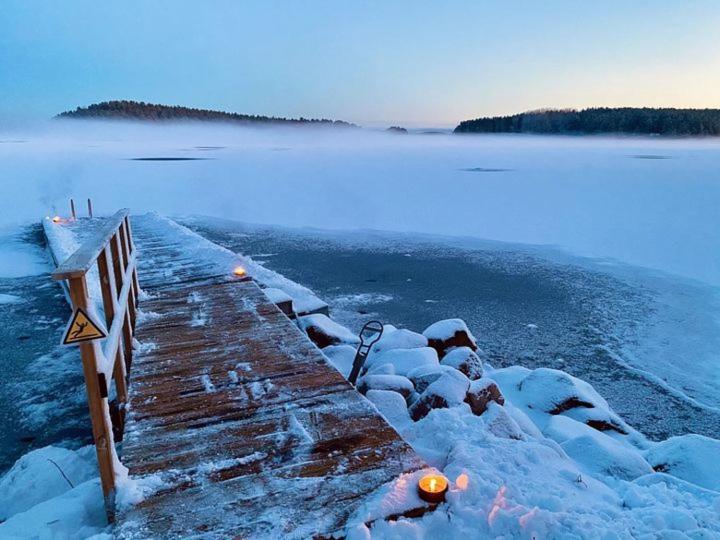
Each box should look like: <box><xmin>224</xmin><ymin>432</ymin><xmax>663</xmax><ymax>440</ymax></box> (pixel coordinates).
<box><xmin>365</xmin><ymin>362</ymin><xmax>396</xmax><ymax>376</ymax></box>
<box><xmin>465</xmin><ymin>377</ymin><xmax>505</xmax><ymax>416</ymax></box>
<box><xmin>423</xmin><ymin>318</ymin><xmax>478</xmax><ymax>358</ymax></box>
<box><xmin>544</xmin><ymin>413</ymin><xmax>601</xmax><ymax>444</ymax></box>
<box><xmin>321</xmin><ymin>344</ymin><xmax>357</xmax><ymax>378</ymax></box>
<box><xmin>440</xmin><ymin>346</ymin><xmax>483</xmax><ymax>380</ymax></box>
<box><xmin>481</xmin><ymin>401</ymin><xmax>525</xmax><ymax>440</ymax></box>
<box><xmin>406</xmin><ymin>364</ymin><xmax>458</xmax><ymax>394</ymax></box>
<box><xmin>515</xmin><ymin>367</ymin><xmax>636</xmax><ymax>441</ymax></box>
<box><xmin>298</xmin><ymin>313</ymin><xmax>360</xmax><ymax>348</ymax></box>
<box><xmin>364</xmin><ymin>346</ymin><xmax>439</xmax><ymax>377</ymax></box>
<box><xmin>369</xmin><ymin>325</ymin><xmax>427</xmax><ymax>356</ymax></box>
<box><xmin>519</xmin><ymin>367</ymin><xmax>608</xmax><ymax>414</ymax></box>
<box><xmin>365</xmin><ymin>390</ymin><xmax>413</xmax><ymax>432</ymax></box>
<box><xmin>409</xmin><ymin>368</ymin><xmax>470</xmax><ymax>421</ymax></box>
<box><xmin>561</xmin><ymin>431</ymin><xmax>653</xmax><ymax>481</ymax></box>
<box><xmin>0</xmin><ymin>445</ymin><xmax>97</xmax><ymax>521</ymax></box>
<box><xmin>357</xmin><ymin>374</ymin><xmax>414</xmax><ymax>398</ymax></box>
<box><xmin>645</xmin><ymin>435</ymin><xmax>720</xmax><ymax>492</ymax></box>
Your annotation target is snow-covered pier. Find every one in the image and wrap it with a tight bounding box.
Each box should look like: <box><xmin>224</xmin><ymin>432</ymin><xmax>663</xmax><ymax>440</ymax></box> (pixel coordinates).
<box><xmin>45</xmin><ymin>213</ymin><xmax>423</xmax><ymax>538</ymax></box>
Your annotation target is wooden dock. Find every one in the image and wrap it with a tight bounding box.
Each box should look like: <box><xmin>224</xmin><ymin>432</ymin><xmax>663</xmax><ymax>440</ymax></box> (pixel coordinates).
<box><xmin>94</xmin><ymin>214</ymin><xmax>425</xmax><ymax>538</ymax></box>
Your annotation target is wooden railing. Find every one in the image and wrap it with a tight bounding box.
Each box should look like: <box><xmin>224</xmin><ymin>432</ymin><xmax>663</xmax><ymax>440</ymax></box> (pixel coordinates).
<box><xmin>52</xmin><ymin>209</ymin><xmax>139</xmax><ymax>507</ymax></box>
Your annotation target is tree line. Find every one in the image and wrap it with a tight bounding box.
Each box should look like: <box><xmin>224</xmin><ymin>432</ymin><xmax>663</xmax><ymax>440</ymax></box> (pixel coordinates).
<box><xmin>57</xmin><ymin>100</ymin><xmax>356</xmax><ymax>127</ymax></box>
<box><xmin>454</xmin><ymin>108</ymin><xmax>720</xmax><ymax>135</ymax></box>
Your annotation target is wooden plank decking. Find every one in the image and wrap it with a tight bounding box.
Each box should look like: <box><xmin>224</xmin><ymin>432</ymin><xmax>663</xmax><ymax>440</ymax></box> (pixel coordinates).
<box><xmin>116</xmin><ymin>215</ymin><xmax>423</xmax><ymax>539</ymax></box>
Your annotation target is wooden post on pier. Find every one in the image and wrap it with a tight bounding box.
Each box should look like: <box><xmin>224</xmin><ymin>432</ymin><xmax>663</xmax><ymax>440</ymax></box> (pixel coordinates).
<box><xmin>52</xmin><ymin>209</ymin><xmax>140</xmax><ymax>519</ymax></box>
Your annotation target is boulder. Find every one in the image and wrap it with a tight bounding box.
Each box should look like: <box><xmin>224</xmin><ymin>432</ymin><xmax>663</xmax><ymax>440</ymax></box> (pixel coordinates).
<box><xmin>481</xmin><ymin>402</ymin><xmax>525</xmax><ymax>440</ymax></box>
<box><xmin>423</xmin><ymin>319</ymin><xmax>477</xmax><ymax>358</ymax></box>
<box><xmin>408</xmin><ymin>369</ymin><xmax>470</xmax><ymax>421</ymax></box>
<box><xmin>406</xmin><ymin>364</ymin><xmax>459</xmax><ymax>394</ymax></box>
<box><xmin>465</xmin><ymin>377</ymin><xmax>504</xmax><ymax>416</ymax></box>
<box><xmin>364</xmin><ymin>347</ymin><xmax>439</xmax><ymax>377</ymax></box>
<box><xmin>441</xmin><ymin>347</ymin><xmax>483</xmax><ymax>380</ymax></box>
<box><xmin>518</xmin><ymin>368</ymin><xmax>609</xmax><ymax>414</ymax></box>
<box><xmin>370</xmin><ymin>325</ymin><xmax>428</xmax><ymax>356</ymax></box>
<box><xmin>357</xmin><ymin>374</ymin><xmax>414</xmax><ymax>398</ymax></box>
<box><xmin>322</xmin><ymin>344</ymin><xmax>357</xmax><ymax>379</ymax></box>
<box><xmin>365</xmin><ymin>390</ymin><xmax>413</xmax><ymax>431</ymax></box>
<box><xmin>298</xmin><ymin>314</ymin><xmax>360</xmax><ymax>349</ymax></box>
<box><xmin>365</xmin><ymin>363</ymin><xmax>395</xmax><ymax>376</ymax></box>
<box><xmin>561</xmin><ymin>432</ymin><xmax>652</xmax><ymax>481</ymax></box>
<box><xmin>645</xmin><ymin>434</ymin><xmax>720</xmax><ymax>492</ymax></box>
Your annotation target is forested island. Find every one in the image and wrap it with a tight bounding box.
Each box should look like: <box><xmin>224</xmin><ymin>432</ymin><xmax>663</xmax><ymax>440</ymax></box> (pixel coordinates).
<box><xmin>454</xmin><ymin>107</ymin><xmax>720</xmax><ymax>135</ymax></box>
<box><xmin>57</xmin><ymin>100</ymin><xmax>356</xmax><ymax>127</ymax></box>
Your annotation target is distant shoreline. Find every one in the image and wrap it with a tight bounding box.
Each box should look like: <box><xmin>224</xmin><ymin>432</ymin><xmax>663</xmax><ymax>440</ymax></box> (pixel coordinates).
<box><xmin>454</xmin><ymin>107</ymin><xmax>720</xmax><ymax>136</ymax></box>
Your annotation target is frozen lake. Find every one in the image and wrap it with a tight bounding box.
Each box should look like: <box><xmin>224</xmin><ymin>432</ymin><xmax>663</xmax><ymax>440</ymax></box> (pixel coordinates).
<box><xmin>1</xmin><ymin>123</ymin><xmax>719</xmax><ymax>466</ymax></box>
<box><xmin>2</xmin><ymin>122</ymin><xmax>719</xmax><ymax>286</ymax></box>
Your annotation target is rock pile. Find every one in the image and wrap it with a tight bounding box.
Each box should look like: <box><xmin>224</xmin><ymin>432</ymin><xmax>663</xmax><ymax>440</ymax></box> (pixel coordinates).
<box><xmin>299</xmin><ymin>317</ymin><xmax>505</xmax><ymax>422</ymax></box>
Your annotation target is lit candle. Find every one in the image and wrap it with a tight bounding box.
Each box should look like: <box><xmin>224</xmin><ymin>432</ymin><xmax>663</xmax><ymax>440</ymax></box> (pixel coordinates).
<box><xmin>52</xmin><ymin>216</ymin><xmax>62</xmax><ymax>223</ymax></box>
<box><xmin>233</xmin><ymin>266</ymin><xmax>247</xmax><ymax>277</ymax></box>
<box><xmin>417</xmin><ymin>473</ymin><xmax>448</xmax><ymax>503</ymax></box>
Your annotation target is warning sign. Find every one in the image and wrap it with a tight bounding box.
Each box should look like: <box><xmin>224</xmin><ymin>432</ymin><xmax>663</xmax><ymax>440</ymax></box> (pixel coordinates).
<box><xmin>62</xmin><ymin>307</ymin><xmax>107</xmax><ymax>345</ymax></box>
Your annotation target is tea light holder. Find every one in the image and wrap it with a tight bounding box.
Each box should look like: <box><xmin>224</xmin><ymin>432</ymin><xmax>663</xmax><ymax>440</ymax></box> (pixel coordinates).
<box><xmin>417</xmin><ymin>473</ymin><xmax>448</xmax><ymax>503</ymax></box>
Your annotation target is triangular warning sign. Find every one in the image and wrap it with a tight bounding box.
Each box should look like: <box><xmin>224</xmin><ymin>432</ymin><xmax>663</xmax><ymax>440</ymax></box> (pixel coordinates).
<box><xmin>62</xmin><ymin>307</ymin><xmax>108</xmax><ymax>345</ymax></box>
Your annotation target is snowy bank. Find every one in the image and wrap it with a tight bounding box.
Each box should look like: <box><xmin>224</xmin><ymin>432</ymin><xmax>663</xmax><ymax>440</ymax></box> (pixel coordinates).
<box><xmin>0</xmin><ymin>446</ymin><xmax>109</xmax><ymax>538</ymax></box>
<box><xmin>299</xmin><ymin>317</ymin><xmax>720</xmax><ymax>537</ymax></box>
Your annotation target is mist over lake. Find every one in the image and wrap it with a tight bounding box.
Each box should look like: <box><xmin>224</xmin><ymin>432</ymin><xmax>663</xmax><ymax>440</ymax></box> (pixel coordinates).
<box><xmin>2</xmin><ymin>121</ymin><xmax>719</xmax><ymax>286</ymax></box>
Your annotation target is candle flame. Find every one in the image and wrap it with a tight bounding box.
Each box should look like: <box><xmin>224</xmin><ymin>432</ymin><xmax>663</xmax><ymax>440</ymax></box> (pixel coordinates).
<box><xmin>233</xmin><ymin>266</ymin><xmax>247</xmax><ymax>277</ymax></box>
<box><xmin>429</xmin><ymin>478</ymin><xmax>437</xmax><ymax>492</ymax></box>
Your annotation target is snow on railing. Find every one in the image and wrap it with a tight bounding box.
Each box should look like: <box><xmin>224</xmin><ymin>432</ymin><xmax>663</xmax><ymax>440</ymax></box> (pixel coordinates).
<box><xmin>52</xmin><ymin>209</ymin><xmax>140</xmax><ymax>515</ymax></box>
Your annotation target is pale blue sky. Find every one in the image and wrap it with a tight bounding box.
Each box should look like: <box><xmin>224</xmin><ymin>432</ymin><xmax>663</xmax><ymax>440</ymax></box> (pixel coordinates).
<box><xmin>1</xmin><ymin>1</ymin><xmax>719</xmax><ymax>126</ymax></box>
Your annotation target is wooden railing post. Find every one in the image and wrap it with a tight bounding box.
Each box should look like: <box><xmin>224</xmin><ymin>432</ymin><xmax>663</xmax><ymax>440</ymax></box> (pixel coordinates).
<box><xmin>67</xmin><ymin>275</ymin><xmax>116</xmax><ymax>504</ymax></box>
<box><xmin>111</xmin><ymin>232</ymin><xmax>133</xmax><ymax>370</ymax></box>
<box><xmin>98</xmin><ymin>245</ymin><xmax>128</xmax><ymax>437</ymax></box>
<box><xmin>125</xmin><ymin>216</ymin><xmax>141</xmax><ymax>303</ymax></box>
<box><xmin>118</xmin><ymin>221</ymin><xmax>137</xmax><ymax>330</ymax></box>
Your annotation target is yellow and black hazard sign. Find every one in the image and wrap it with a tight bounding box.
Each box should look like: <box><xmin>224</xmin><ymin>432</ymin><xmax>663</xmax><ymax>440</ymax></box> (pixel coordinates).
<box><xmin>62</xmin><ymin>307</ymin><xmax>107</xmax><ymax>345</ymax></box>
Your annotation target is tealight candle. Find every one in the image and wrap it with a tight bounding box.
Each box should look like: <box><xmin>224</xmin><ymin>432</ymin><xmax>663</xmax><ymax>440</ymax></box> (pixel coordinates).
<box><xmin>233</xmin><ymin>266</ymin><xmax>247</xmax><ymax>277</ymax></box>
<box><xmin>417</xmin><ymin>473</ymin><xmax>448</xmax><ymax>503</ymax></box>
<box><xmin>52</xmin><ymin>216</ymin><xmax>62</xmax><ymax>223</ymax></box>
